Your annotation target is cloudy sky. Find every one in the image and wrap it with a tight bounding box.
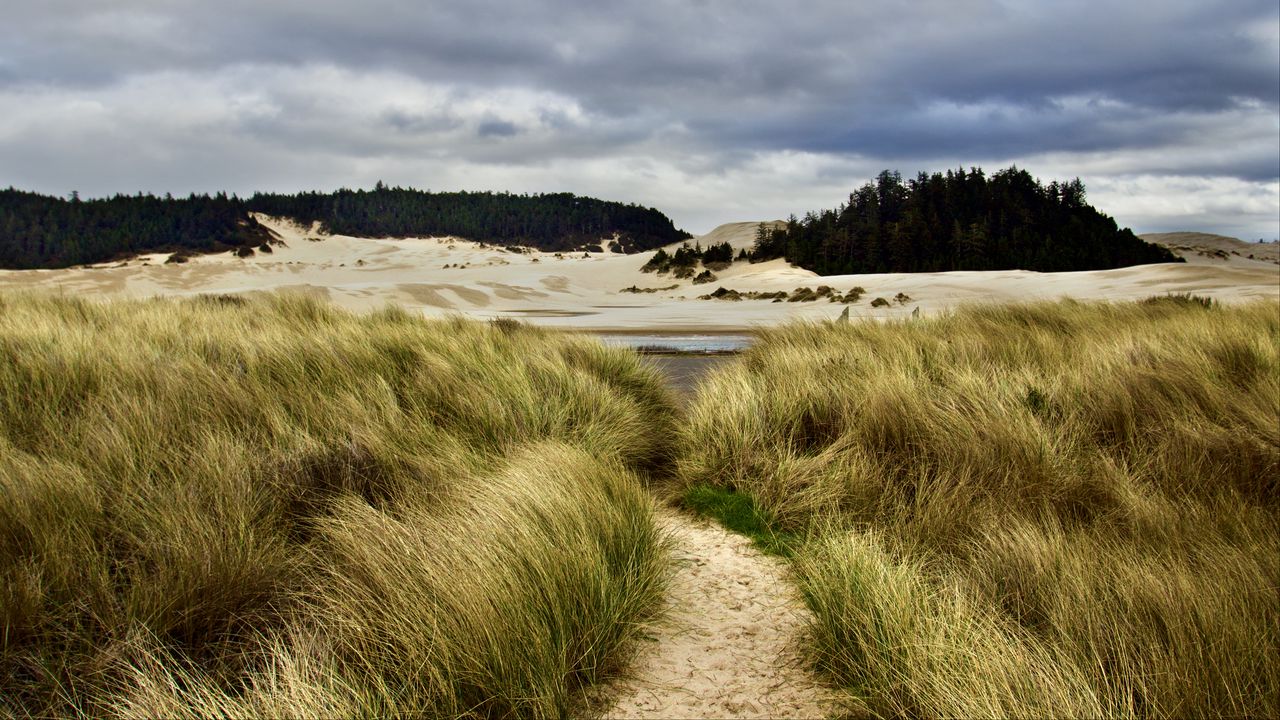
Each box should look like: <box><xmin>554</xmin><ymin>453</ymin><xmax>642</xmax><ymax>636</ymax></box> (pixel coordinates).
<box><xmin>2</xmin><ymin>1</ymin><xmax>1277</xmax><ymax>239</ymax></box>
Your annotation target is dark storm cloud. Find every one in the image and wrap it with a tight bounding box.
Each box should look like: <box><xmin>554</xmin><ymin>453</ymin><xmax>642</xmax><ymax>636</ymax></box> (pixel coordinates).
<box><xmin>477</xmin><ymin>120</ymin><xmax>520</xmax><ymax>138</ymax></box>
<box><xmin>5</xmin><ymin>0</ymin><xmax>1274</xmax><ymax>165</ymax></box>
<box><xmin>0</xmin><ymin>0</ymin><xmax>1276</xmax><ymax>236</ymax></box>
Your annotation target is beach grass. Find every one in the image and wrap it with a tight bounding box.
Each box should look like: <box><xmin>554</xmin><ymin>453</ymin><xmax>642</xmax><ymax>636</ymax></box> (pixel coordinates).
<box><xmin>6</xmin><ymin>289</ymin><xmax>1277</xmax><ymax>719</ymax></box>
<box><xmin>0</xmin><ymin>292</ymin><xmax>676</xmax><ymax>718</ymax></box>
<box><xmin>676</xmin><ymin>298</ymin><xmax>1280</xmax><ymax>718</ymax></box>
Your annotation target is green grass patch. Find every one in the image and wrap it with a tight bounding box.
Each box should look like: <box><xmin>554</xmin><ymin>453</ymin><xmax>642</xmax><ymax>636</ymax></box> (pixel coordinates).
<box><xmin>682</xmin><ymin>484</ymin><xmax>800</xmax><ymax>557</ymax></box>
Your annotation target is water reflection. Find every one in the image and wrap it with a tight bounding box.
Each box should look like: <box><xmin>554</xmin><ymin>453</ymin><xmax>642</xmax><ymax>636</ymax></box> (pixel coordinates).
<box><xmin>593</xmin><ymin>333</ymin><xmax>753</xmax><ymax>354</ymax></box>
<box><xmin>641</xmin><ymin>355</ymin><xmax>734</xmax><ymax>398</ymax></box>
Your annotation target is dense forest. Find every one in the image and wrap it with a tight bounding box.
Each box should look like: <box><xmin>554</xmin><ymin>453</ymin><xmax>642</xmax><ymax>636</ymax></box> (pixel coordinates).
<box><xmin>750</xmin><ymin>167</ymin><xmax>1180</xmax><ymax>273</ymax></box>
<box><xmin>0</xmin><ymin>185</ymin><xmax>690</xmax><ymax>269</ymax></box>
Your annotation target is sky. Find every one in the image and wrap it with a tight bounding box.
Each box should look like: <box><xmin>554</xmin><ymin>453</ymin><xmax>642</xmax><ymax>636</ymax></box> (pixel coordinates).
<box><xmin>2</xmin><ymin>0</ymin><xmax>1277</xmax><ymax>239</ymax></box>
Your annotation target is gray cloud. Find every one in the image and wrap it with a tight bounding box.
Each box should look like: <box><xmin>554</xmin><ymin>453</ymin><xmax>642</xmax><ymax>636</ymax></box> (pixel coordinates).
<box><xmin>0</xmin><ymin>0</ymin><xmax>1276</xmax><ymax>238</ymax></box>
<box><xmin>478</xmin><ymin>119</ymin><xmax>520</xmax><ymax>138</ymax></box>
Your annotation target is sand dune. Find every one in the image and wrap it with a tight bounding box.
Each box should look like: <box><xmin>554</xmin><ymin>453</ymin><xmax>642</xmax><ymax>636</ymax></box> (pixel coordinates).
<box><xmin>684</xmin><ymin>220</ymin><xmax>785</xmax><ymax>252</ymax></box>
<box><xmin>1142</xmin><ymin>231</ymin><xmax>1279</xmax><ymax>266</ymax></box>
<box><xmin>1</xmin><ymin>217</ymin><xmax>1274</xmax><ymax>330</ymax></box>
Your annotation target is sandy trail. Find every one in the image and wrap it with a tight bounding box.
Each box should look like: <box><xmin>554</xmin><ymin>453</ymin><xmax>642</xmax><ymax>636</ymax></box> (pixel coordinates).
<box><xmin>603</xmin><ymin>509</ymin><xmax>842</xmax><ymax>719</ymax></box>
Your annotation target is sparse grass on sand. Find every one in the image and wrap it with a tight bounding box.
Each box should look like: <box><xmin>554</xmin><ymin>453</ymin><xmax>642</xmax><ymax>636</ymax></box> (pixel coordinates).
<box><xmin>675</xmin><ymin>298</ymin><xmax>1280</xmax><ymax>718</ymax></box>
<box><xmin>0</xmin><ymin>292</ymin><xmax>676</xmax><ymax>718</ymax></box>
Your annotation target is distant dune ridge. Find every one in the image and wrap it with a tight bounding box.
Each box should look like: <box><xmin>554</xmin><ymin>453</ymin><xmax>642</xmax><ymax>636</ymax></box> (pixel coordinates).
<box><xmin>684</xmin><ymin>220</ymin><xmax>786</xmax><ymax>251</ymax></box>
<box><xmin>0</xmin><ymin>214</ymin><xmax>1274</xmax><ymax>331</ymax></box>
<box><xmin>6</xmin><ymin>168</ymin><xmax>1274</xmax><ymax>327</ymax></box>
<box><xmin>1141</xmin><ymin>231</ymin><xmax>1280</xmax><ymax>266</ymax></box>
<box><xmin>0</xmin><ymin>168</ymin><xmax>1205</xmax><ymax>273</ymax></box>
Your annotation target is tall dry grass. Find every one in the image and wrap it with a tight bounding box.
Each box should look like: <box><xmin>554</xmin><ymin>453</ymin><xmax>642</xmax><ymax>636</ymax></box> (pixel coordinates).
<box><xmin>677</xmin><ymin>298</ymin><xmax>1280</xmax><ymax>718</ymax></box>
<box><xmin>0</xmin><ymin>292</ymin><xmax>676</xmax><ymax>718</ymax></box>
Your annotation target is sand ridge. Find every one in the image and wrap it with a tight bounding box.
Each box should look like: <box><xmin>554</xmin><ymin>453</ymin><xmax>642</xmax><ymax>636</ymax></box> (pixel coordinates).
<box><xmin>1142</xmin><ymin>232</ymin><xmax>1279</xmax><ymax>266</ymax></box>
<box><xmin>601</xmin><ymin>509</ymin><xmax>843</xmax><ymax>719</ymax></box>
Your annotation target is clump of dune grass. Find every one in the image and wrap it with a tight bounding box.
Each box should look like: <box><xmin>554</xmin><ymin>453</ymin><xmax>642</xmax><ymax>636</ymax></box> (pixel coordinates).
<box><xmin>0</xmin><ymin>292</ymin><xmax>676</xmax><ymax>718</ymax></box>
<box><xmin>677</xmin><ymin>299</ymin><xmax>1280</xmax><ymax>718</ymax></box>
<box><xmin>110</xmin><ymin>443</ymin><xmax>668</xmax><ymax>719</ymax></box>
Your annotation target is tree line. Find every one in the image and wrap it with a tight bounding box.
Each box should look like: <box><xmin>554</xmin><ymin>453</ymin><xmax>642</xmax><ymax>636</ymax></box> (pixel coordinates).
<box><xmin>749</xmin><ymin>167</ymin><xmax>1180</xmax><ymax>274</ymax></box>
<box><xmin>0</xmin><ymin>185</ymin><xmax>691</xmax><ymax>269</ymax></box>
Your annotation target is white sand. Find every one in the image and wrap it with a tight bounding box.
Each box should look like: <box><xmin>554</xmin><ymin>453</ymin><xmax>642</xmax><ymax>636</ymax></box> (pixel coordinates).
<box><xmin>602</xmin><ymin>509</ymin><xmax>843</xmax><ymax>719</ymax></box>
<box><xmin>1</xmin><ymin>217</ymin><xmax>1275</xmax><ymax>330</ymax></box>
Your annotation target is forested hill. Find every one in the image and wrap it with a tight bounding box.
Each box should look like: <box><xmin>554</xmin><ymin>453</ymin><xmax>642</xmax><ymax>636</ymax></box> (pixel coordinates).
<box><xmin>0</xmin><ymin>189</ymin><xmax>274</xmax><ymax>269</ymax></box>
<box><xmin>0</xmin><ymin>186</ymin><xmax>691</xmax><ymax>269</ymax></box>
<box><xmin>248</xmin><ymin>186</ymin><xmax>690</xmax><ymax>254</ymax></box>
<box><xmin>750</xmin><ymin>167</ymin><xmax>1180</xmax><ymax>274</ymax></box>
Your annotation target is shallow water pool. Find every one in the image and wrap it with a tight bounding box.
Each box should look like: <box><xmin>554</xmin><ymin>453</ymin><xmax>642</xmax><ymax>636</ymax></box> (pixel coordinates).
<box><xmin>593</xmin><ymin>333</ymin><xmax>753</xmax><ymax>354</ymax></box>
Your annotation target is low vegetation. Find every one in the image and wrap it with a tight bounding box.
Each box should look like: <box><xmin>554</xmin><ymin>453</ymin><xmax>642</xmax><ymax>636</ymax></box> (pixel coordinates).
<box><xmin>698</xmin><ymin>287</ymin><xmax>775</xmax><ymax>301</ymax></box>
<box><xmin>641</xmin><ymin>240</ymin><xmax>735</xmax><ymax>275</ymax></box>
<box><xmin>700</xmin><ymin>285</ymin><xmax>867</xmax><ymax>303</ymax></box>
<box><xmin>0</xmin><ymin>293</ymin><xmax>677</xmax><ymax>718</ymax></box>
<box><xmin>619</xmin><ymin>284</ymin><xmax>679</xmax><ymax>294</ymax></box>
<box><xmin>675</xmin><ymin>299</ymin><xmax>1279</xmax><ymax>718</ymax></box>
